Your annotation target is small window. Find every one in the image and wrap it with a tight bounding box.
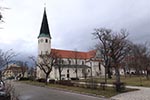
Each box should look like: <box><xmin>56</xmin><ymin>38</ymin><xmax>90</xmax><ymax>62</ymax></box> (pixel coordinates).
<box><xmin>82</xmin><ymin>61</ymin><xmax>84</xmax><ymax>65</ymax></box>
<box><xmin>67</xmin><ymin>69</ymin><xmax>69</xmax><ymax>73</ymax></box>
<box><xmin>45</xmin><ymin>51</ymin><xmax>48</xmax><ymax>54</ymax></box>
<box><xmin>68</xmin><ymin>60</ymin><xmax>71</xmax><ymax>65</ymax></box>
<box><xmin>45</xmin><ymin>39</ymin><xmax>48</xmax><ymax>43</ymax></box>
<box><xmin>61</xmin><ymin>60</ymin><xmax>64</xmax><ymax>64</ymax></box>
<box><xmin>41</xmin><ymin>39</ymin><xmax>43</xmax><ymax>43</ymax></box>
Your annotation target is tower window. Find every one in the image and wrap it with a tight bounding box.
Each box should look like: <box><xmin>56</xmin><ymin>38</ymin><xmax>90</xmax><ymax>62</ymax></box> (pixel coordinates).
<box><xmin>67</xmin><ymin>69</ymin><xmax>69</xmax><ymax>73</ymax></box>
<box><xmin>41</xmin><ymin>39</ymin><xmax>43</xmax><ymax>43</ymax></box>
<box><xmin>45</xmin><ymin>51</ymin><xmax>48</xmax><ymax>54</ymax></box>
<box><xmin>45</xmin><ymin>39</ymin><xmax>48</xmax><ymax>43</ymax></box>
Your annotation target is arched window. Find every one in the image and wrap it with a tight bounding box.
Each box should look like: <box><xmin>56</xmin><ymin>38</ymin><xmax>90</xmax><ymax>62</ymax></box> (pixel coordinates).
<box><xmin>67</xmin><ymin>69</ymin><xmax>69</xmax><ymax>73</ymax></box>
<box><xmin>40</xmin><ymin>39</ymin><xmax>43</xmax><ymax>43</ymax></box>
<box><xmin>68</xmin><ymin>59</ymin><xmax>71</xmax><ymax>65</ymax></box>
<box><xmin>45</xmin><ymin>39</ymin><xmax>48</xmax><ymax>43</ymax></box>
<box><xmin>82</xmin><ymin>61</ymin><xmax>84</xmax><ymax>65</ymax></box>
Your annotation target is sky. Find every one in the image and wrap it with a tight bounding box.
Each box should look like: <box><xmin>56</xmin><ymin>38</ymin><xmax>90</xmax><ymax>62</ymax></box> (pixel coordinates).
<box><xmin>0</xmin><ymin>0</ymin><xmax>150</xmax><ymax>60</ymax></box>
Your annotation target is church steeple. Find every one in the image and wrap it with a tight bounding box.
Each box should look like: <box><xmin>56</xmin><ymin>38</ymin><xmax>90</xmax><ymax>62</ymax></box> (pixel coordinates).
<box><xmin>38</xmin><ymin>7</ymin><xmax>51</xmax><ymax>55</ymax></box>
<box><xmin>38</xmin><ymin>8</ymin><xmax>51</xmax><ymax>39</ymax></box>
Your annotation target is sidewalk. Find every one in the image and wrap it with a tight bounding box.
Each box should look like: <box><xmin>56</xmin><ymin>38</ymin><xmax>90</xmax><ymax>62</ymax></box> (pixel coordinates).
<box><xmin>111</xmin><ymin>86</ymin><xmax>150</xmax><ymax>100</ymax></box>
<box><xmin>75</xmin><ymin>81</ymin><xmax>150</xmax><ymax>100</ymax></box>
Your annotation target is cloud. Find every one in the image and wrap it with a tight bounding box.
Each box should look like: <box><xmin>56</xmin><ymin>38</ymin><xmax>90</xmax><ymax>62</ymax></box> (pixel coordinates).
<box><xmin>0</xmin><ymin>0</ymin><xmax>150</xmax><ymax>58</ymax></box>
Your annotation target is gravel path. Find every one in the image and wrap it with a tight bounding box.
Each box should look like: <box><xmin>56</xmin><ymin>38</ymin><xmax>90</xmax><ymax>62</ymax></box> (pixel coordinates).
<box><xmin>111</xmin><ymin>86</ymin><xmax>150</xmax><ymax>100</ymax></box>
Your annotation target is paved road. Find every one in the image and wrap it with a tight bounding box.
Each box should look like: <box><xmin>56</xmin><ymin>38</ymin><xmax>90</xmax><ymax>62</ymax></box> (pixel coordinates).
<box><xmin>111</xmin><ymin>86</ymin><xmax>150</xmax><ymax>100</ymax></box>
<box><xmin>12</xmin><ymin>82</ymin><xmax>107</xmax><ymax>100</ymax></box>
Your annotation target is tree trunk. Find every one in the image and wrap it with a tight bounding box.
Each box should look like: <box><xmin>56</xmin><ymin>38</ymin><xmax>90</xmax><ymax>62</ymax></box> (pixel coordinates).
<box><xmin>59</xmin><ymin>69</ymin><xmax>62</xmax><ymax>80</ymax></box>
<box><xmin>75</xmin><ymin>68</ymin><xmax>78</xmax><ymax>79</ymax></box>
<box><xmin>123</xmin><ymin>68</ymin><xmax>127</xmax><ymax>78</ymax></box>
<box><xmin>146</xmin><ymin>70</ymin><xmax>149</xmax><ymax>80</ymax></box>
<box><xmin>108</xmin><ymin>67</ymin><xmax>112</xmax><ymax>79</ymax></box>
<box><xmin>45</xmin><ymin>74</ymin><xmax>49</xmax><ymax>85</ymax></box>
<box><xmin>22</xmin><ymin>72</ymin><xmax>25</xmax><ymax>78</ymax></box>
<box><xmin>104</xmin><ymin>67</ymin><xmax>107</xmax><ymax>83</ymax></box>
<box><xmin>115</xmin><ymin>68</ymin><xmax>120</xmax><ymax>83</ymax></box>
<box><xmin>129</xmin><ymin>68</ymin><xmax>132</xmax><ymax>78</ymax></box>
<box><xmin>0</xmin><ymin>71</ymin><xmax>2</xmax><ymax>81</ymax></box>
<box><xmin>115</xmin><ymin>67</ymin><xmax>121</xmax><ymax>92</ymax></box>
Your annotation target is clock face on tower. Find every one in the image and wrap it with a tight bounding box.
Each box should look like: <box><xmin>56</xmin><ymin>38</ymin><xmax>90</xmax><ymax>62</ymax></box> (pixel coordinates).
<box><xmin>41</xmin><ymin>39</ymin><xmax>43</xmax><ymax>43</ymax></box>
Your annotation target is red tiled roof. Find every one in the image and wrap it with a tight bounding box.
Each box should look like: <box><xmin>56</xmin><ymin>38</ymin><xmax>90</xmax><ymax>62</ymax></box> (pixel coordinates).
<box><xmin>5</xmin><ymin>66</ymin><xmax>27</xmax><ymax>71</ymax></box>
<box><xmin>51</xmin><ymin>49</ymin><xmax>96</xmax><ymax>59</ymax></box>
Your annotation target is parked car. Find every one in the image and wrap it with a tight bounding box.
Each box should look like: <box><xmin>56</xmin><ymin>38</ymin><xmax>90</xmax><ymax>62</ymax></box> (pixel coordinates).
<box><xmin>0</xmin><ymin>81</ymin><xmax>5</xmax><ymax>91</ymax></box>
<box><xmin>0</xmin><ymin>80</ymin><xmax>6</xmax><ymax>96</ymax></box>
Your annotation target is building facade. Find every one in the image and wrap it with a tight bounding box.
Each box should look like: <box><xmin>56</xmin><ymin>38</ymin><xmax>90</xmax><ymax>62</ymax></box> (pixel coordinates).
<box><xmin>36</xmin><ymin>8</ymin><xmax>105</xmax><ymax>80</ymax></box>
<box><xmin>3</xmin><ymin>64</ymin><xmax>28</xmax><ymax>79</ymax></box>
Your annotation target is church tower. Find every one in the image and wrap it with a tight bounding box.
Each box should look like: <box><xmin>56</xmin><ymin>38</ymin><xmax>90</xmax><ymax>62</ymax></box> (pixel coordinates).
<box><xmin>38</xmin><ymin>8</ymin><xmax>51</xmax><ymax>55</ymax></box>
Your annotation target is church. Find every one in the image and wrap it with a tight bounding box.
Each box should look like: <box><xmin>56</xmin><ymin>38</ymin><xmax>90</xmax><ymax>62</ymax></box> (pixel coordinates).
<box><xmin>36</xmin><ymin>8</ymin><xmax>105</xmax><ymax>80</ymax></box>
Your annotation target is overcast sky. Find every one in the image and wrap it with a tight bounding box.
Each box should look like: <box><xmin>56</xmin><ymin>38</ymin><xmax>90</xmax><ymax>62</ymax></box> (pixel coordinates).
<box><xmin>0</xmin><ymin>0</ymin><xmax>150</xmax><ymax>59</ymax></box>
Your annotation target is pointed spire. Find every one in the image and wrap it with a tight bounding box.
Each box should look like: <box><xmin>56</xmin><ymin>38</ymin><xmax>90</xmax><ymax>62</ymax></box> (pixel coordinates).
<box><xmin>38</xmin><ymin>7</ymin><xmax>51</xmax><ymax>39</ymax></box>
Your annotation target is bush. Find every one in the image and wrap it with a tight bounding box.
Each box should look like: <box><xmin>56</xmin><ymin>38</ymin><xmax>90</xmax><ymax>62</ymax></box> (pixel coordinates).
<box><xmin>36</xmin><ymin>78</ymin><xmax>46</xmax><ymax>83</ymax></box>
<box><xmin>49</xmin><ymin>79</ymin><xmax>55</xmax><ymax>84</ymax></box>
<box><xmin>100</xmin><ymin>82</ymin><xmax>106</xmax><ymax>90</ymax></box>
<box><xmin>19</xmin><ymin>77</ymin><xmax>29</xmax><ymax>81</ymax></box>
<box><xmin>0</xmin><ymin>96</ymin><xmax>11</xmax><ymax>100</ymax></box>
<box><xmin>28</xmin><ymin>76</ymin><xmax>35</xmax><ymax>81</ymax></box>
<box><xmin>113</xmin><ymin>82</ymin><xmax>126</xmax><ymax>92</ymax></box>
<box><xmin>86</xmin><ymin>83</ymin><xmax>97</xmax><ymax>89</ymax></box>
<box><xmin>56</xmin><ymin>80</ymin><xmax>74</xmax><ymax>86</ymax></box>
<box><xmin>70</xmin><ymin>78</ymin><xmax>79</xmax><ymax>80</ymax></box>
<box><xmin>7</xmin><ymin>76</ymin><xmax>14</xmax><ymax>80</ymax></box>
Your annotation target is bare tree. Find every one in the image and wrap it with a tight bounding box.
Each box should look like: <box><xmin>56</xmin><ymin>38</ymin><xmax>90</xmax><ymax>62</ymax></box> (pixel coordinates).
<box><xmin>0</xmin><ymin>7</ymin><xmax>3</xmax><ymax>22</ymax></box>
<box><xmin>93</xmin><ymin>28</ymin><xmax>112</xmax><ymax>83</ymax></box>
<box><xmin>110</xmin><ymin>30</ymin><xmax>130</xmax><ymax>85</ymax></box>
<box><xmin>17</xmin><ymin>61</ymin><xmax>28</xmax><ymax>77</ymax></box>
<box><xmin>0</xmin><ymin>12</ymin><xmax>2</xmax><ymax>21</ymax></box>
<box><xmin>128</xmin><ymin>43</ymin><xmax>150</xmax><ymax>80</ymax></box>
<box><xmin>0</xmin><ymin>5</ymin><xmax>9</xmax><ymax>23</ymax></box>
<box><xmin>28</xmin><ymin>67</ymin><xmax>36</xmax><ymax>80</ymax></box>
<box><xmin>0</xmin><ymin>49</ymin><xmax>17</xmax><ymax>81</ymax></box>
<box><xmin>71</xmin><ymin>50</ymin><xmax>81</xmax><ymax>79</ymax></box>
<box><xmin>93</xmin><ymin>28</ymin><xmax>130</xmax><ymax>91</ymax></box>
<box><xmin>29</xmin><ymin>51</ymin><xmax>58</xmax><ymax>85</ymax></box>
<box><xmin>55</xmin><ymin>56</ymin><xmax>64</xmax><ymax>80</ymax></box>
<box><xmin>82</xmin><ymin>67</ymin><xmax>89</xmax><ymax>79</ymax></box>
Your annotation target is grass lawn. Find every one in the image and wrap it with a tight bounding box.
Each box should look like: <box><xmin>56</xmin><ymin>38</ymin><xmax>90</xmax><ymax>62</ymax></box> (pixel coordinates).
<box><xmin>20</xmin><ymin>80</ymin><xmax>137</xmax><ymax>98</ymax></box>
<box><xmin>77</xmin><ymin>76</ymin><xmax>150</xmax><ymax>87</ymax></box>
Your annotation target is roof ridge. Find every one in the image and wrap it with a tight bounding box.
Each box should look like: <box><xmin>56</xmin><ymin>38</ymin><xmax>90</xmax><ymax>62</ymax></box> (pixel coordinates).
<box><xmin>51</xmin><ymin>48</ymin><xmax>96</xmax><ymax>59</ymax></box>
<box><xmin>51</xmin><ymin>48</ymin><xmax>93</xmax><ymax>53</ymax></box>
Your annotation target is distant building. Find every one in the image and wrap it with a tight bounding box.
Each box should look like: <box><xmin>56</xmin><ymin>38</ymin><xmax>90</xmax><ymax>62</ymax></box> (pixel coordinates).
<box><xmin>3</xmin><ymin>64</ymin><xmax>28</xmax><ymax>79</ymax></box>
<box><xmin>36</xmin><ymin>8</ymin><xmax>105</xmax><ymax>80</ymax></box>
